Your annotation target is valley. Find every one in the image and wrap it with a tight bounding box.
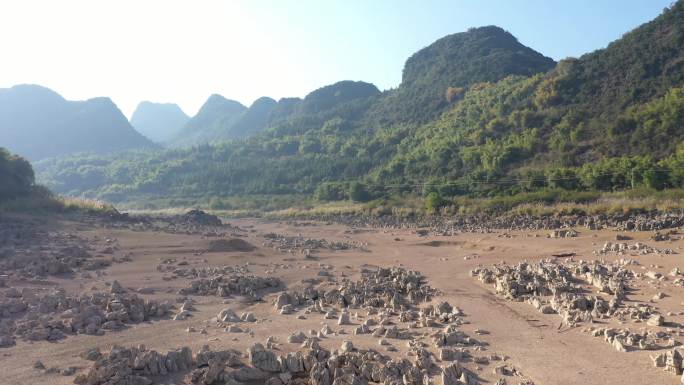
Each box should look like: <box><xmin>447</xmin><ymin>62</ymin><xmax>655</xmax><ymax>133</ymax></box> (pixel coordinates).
<box><xmin>2</xmin><ymin>210</ymin><xmax>684</xmax><ymax>384</ymax></box>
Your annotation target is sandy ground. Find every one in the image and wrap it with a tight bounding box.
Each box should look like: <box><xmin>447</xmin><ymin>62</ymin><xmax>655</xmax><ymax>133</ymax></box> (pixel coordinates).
<box><xmin>2</xmin><ymin>216</ymin><xmax>684</xmax><ymax>385</ymax></box>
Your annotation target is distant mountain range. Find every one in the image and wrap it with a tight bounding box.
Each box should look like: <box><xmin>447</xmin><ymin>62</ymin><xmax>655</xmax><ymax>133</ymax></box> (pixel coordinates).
<box><xmin>23</xmin><ymin>1</ymin><xmax>684</xmax><ymax>203</ymax></box>
<box><xmin>130</xmin><ymin>101</ymin><xmax>189</xmax><ymax>143</ymax></box>
<box><xmin>0</xmin><ymin>85</ymin><xmax>154</xmax><ymax>160</ymax></box>
<box><xmin>169</xmin><ymin>80</ymin><xmax>380</xmax><ymax>147</ymax></box>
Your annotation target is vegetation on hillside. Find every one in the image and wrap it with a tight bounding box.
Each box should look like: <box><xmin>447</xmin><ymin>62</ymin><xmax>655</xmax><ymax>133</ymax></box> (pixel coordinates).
<box><xmin>33</xmin><ymin>2</ymin><xmax>684</xmax><ymax>213</ymax></box>
<box><xmin>0</xmin><ymin>147</ymin><xmax>35</xmax><ymax>200</ymax></box>
<box><xmin>0</xmin><ymin>147</ymin><xmax>115</xmax><ymax>214</ymax></box>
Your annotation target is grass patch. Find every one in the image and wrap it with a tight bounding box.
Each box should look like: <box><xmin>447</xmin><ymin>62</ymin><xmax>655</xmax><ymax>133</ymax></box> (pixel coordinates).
<box><xmin>0</xmin><ymin>188</ymin><xmax>117</xmax><ymax>216</ymax></box>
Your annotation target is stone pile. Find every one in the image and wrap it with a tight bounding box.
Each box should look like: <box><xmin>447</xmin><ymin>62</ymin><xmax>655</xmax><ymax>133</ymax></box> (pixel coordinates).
<box><xmin>302</xmin><ymin>210</ymin><xmax>684</xmax><ymax>233</ymax></box>
<box><xmin>75</xmin><ymin>341</ymin><xmax>481</xmax><ymax>385</ymax></box>
<box><xmin>243</xmin><ymin>340</ymin><xmax>479</xmax><ymax>385</ymax></box>
<box><xmin>158</xmin><ymin>263</ymin><xmax>251</xmax><ymax>277</ymax></box>
<box><xmin>548</xmin><ymin>229</ymin><xmax>578</xmax><ymax>238</ymax></box>
<box><xmin>598</xmin><ymin>241</ymin><xmax>677</xmax><ymax>255</ymax></box>
<box><xmin>0</xmin><ymin>286</ymin><xmax>173</xmax><ymax>348</ymax></box>
<box><xmin>74</xmin><ymin>344</ymin><xmax>241</xmax><ymax>385</ymax></box>
<box><xmin>179</xmin><ymin>274</ymin><xmax>283</xmax><ymax>300</ymax></box>
<box><xmin>182</xmin><ymin>209</ymin><xmax>223</xmax><ymax>227</ymax></box>
<box><xmin>262</xmin><ymin>232</ymin><xmax>366</xmax><ymax>255</ymax></box>
<box><xmin>104</xmin><ymin>209</ymin><xmax>236</xmax><ymax>236</ymax></box>
<box><xmin>649</xmin><ymin>348</ymin><xmax>684</xmax><ymax>382</ymax></box>
<box><xmin>584</xmin><ymin>327</ymin><xmax>676</xmax><ymax>352</ymax></box>
<box><xmin>0</xmin><ymin>218</ymin><xmax>125</xmax><ymax>279</ymax></box>
<box><xmin>274</xmin><ymin>267</ymin><xmax>436</xmax><ymax>313</ymax></box>
<box><xmin>471</xmin><ymin>260</ymin><xmax>636</xmax><ymax>326</ymax></box>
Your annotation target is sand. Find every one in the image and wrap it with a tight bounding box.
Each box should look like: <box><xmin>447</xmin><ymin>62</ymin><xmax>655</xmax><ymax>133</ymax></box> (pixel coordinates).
<box><xmin>2</xmin><ymin>216</ymin><xmax>683</xmax><ymax>385</ymax></box>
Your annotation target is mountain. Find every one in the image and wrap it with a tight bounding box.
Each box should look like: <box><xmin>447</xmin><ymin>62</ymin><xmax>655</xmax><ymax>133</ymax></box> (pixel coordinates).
<box><xmin>130</xmin><ymin>101</ymin><xmax>189</xmax><ymax>143</ymax></box>
<box><xmin>170</xmin><ymin>94</ymin><xmax>247</xmax><ymax>146</ymax></box>
<box><xmin>225</xmin><ymin>97</ymin><xmax>277</xmax><ymax>139</ymax></box>
<box><xmin>366</xmin><ymin>26</ymin><xmax>556</xmax><ymax>125</ymax></box>
<box><xmin>35</xmin><ymin>2</ymin><xmax>684</xmax><ymax>203</ymax></box>
<box><xmin>299</xmin><ymin>81</ymin><xmax>380</xmax><ymax>114</ymax></box>
<box><xmin>171</xmin><ymin>81</ymin><xmax>380</xmax><ymax>146</ymax></box>
<box><xmin>0</xmin><ymin>85</ymin><xmax>154</xmax><ymax>160</ymax></box>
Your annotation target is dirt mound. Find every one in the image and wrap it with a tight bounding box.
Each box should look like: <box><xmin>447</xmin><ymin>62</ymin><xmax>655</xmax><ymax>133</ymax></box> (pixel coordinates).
<box><xmin>417</xmin><ymin>240</ymin><xmax>464</xmax><ymax>247</ymax></box>
<box><xmin>182</xmin><ymin>209</ymin><xmax>222</xmax><ymax>226</ymax></box>
<box><xmin>207</xmin><ymin>238</ymin><xmax>256</xmax><ymax>252</ymax></box>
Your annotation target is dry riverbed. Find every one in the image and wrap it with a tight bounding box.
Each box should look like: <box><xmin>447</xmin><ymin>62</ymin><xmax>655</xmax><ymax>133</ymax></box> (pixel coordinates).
<box><xmin>1</xmin><ymin>211</ymin><xmax>684</xmax><ymax>385</ymax></box>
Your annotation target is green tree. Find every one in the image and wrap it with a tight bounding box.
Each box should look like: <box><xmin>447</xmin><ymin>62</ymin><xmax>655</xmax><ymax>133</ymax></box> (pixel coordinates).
<box><xmin>0</xmin><ymin>148</ymin><xmax>35</xmax><ymax>200</ymax></box>
<box><xmin>425</xmin><ymin>191</ymin><xmax>446</xmax><ymax>213</ymax></box>
<box><xmin>349</xmin><ymin>182</ymin><xmax>371</xmax><ymax>202</ymax></box>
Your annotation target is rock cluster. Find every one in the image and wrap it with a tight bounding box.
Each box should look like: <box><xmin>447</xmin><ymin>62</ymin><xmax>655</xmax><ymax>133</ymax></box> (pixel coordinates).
<box><xmin>301</xmin><ymin>211</ymin><xmax>684</xmax><ymax>234</ymax></box>
<box><xmin>598</xmin><ymin>241</ymin><xmax>676</xmax><ymax>255</ymax></box>
<box><xmin>106</xmin><ymin>209</ymin><xmax>235</xmax><ymax>236</ymax></box>
<box><xmin>74</xmin><ymin>344</ymin><xmax>240</xmax><ymax>385</ymax></box>
<box><xmin>650</xmin><ymin>348</ymin><xmax>684</xmax><ymax>382</ymax></box>
<box><xmin>584</xmin><ymin>326</ymin><xmax>677</xmax><ymax>352</ymax></box>
<box><xmin>262</xmin><ymin>232</ymin><xmax>366</xmax><ymax>255</ymax></box>
<box><xmin>274</xmin><ymin>267</ymin><xmax>436</xmax><ymax>313</ymax></box>
<box><xmin>0</xmin><ymin>218</ymin><xmax>125</xmax><ymax>279</ymax></box>
<box><xmin>179</xmin><ymin>273</ymin><xmax>283</xmax><ymax>299</ymax></box>
<box><xmin>472</xmin><ymin>260</ymin><xmax>636</xmax><ymax>326</ymax></box>
<box><xmin>0</xmin><ymin>286</ymin><xmax>172</xmax><ymax>347</ymax></box>
<box><xmin>182</xmin><ymin>209</ymin><xmax>223</xmax><ymax>227</ymax></box>
<box><xmin>76</xmin><ymin>340</ymin><xmax>482</xmax><ymax>385</ymax></box>
<box><xmin>548</xmin><ymin>229</ymin><xmax>578</xmax><ymax>238</ymax></box>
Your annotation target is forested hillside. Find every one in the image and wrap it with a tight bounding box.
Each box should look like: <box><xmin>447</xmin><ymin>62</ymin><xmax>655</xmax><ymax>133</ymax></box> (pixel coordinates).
<box><xmin>0</xmin><ymin>147</ymin><xmax>35</xmax><ymax>201</ymax></box>
<box><xmin>170</xmin><ymin>80</ymin><xmax>381</xmax><ymax>146</ymax></box>
<box><xmin>0</xmin><ymin>85</ymin><xmax>154</xmax><ymax>160</ymax></box>
<box><xmin>35</xmin><ymin>2</ymin><xmax>684</xmax><ymax>207</ymax></box>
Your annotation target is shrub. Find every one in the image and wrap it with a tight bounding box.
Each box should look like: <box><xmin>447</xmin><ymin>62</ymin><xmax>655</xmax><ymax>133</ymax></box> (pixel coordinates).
<box><xmin>349</xmin><ymin>182</ymin><xmax>371</xmax><ymax>202</ymax></box>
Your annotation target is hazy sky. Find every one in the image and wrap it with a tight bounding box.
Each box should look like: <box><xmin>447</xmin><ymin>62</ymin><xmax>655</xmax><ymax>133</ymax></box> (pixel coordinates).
<box><xmin>0</xmin><ymin>0</ymin><xmax>673</xmax><ymax>118</ymax></box>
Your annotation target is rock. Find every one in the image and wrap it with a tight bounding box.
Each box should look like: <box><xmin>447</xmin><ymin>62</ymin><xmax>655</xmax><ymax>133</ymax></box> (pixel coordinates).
<box><xmin>613</xmin><ymin>338</ymin><xmax>627</xmax><ymax>352</ymax></box>
<box><xmin>110</xmin><ymin>280</ymin><xmax>125</xmax><ymax>294</ymax></box>
<box><xmin>0</xmin><ymin>335</ymin><xmax>15</xmax><ymax>348</ymax></box>
<box><xmin>80</xmin><ymin>347</ymin><xmax>102</xmax><ymax>361</ymax></box>
<box><xmin>338</xmin><ymin>312</ymin><xmax>351</xmax><ymax>325</ymax></box>
<box><xmin>218</xmin><ymin>308</ymin><xmax>241</xmax><ymax>323</ymax></box>
<box><xmin>207</xmin><ymin>238</ymin><xmax>255</xmax><ymax>253</ymax></box>
<box><xmin>248</xmin><ymin>343</ymin><xmax>281</xmax><ymax>372</ymax></box>
<box><xmin>648</xmin><ymin>314</ymin><xmax>665</xmax><ymax>327</ymax></box>
<box><xmin>310</xmin><ymin>362</ymin><xmax>332</xmax><ymax>385</ymax></box>
<box><xmin>280</xmin><ymin>304</ymin><xmax>294</xmax><ymax>315</ymax></box>
<box><xmin>288</xmin><ymin>331</ymin><xmax>307</xmax><ymax>344</ymax></box>
<box><xmin>174</xmin><ymin>310</ymin><xmax>191</xmax><ymax>320</ymax></box>
<box><xmin>61</xmin><ymin>367</ymin><xmax>76</xmax><ymax>376</ymax></box>
<box><xmin>340</xmin><ymin>340</ymin><xmax>354</xmax><ymax>353</ymax></box>
<box><xmin>442</xmin><ymin>363</ymin><xmax>463</xmax><ymax>385</ymax></box>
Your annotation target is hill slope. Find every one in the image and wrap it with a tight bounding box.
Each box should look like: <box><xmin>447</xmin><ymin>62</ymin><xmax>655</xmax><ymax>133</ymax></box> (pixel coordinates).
<box><xmin>0</xmin><ymin>85</ymin><xmax>154</xmax><ymax>160</ymax></box>
<box><xmin>170</xmin><ymin>94</ymin><xmax>247</xmax><ymax>147</ymax></box>
<box><xmin>171</xmin><ymin>81</ymin><xmax>381</xmax><ymax>146</ymax></box>
<box><xmin>35</xmin><ymin>2</ymin><xmax>684</xmax><ymax>204</ymax></box>
<box><xmin>130</xmin><ymin>101</ymin><xmax>189</xmax><ymax>143</ymax></box>
<box><xmin>365</xmin><ymin>26</ymin><xmax>556</xmax><ymax>125</ymax></box>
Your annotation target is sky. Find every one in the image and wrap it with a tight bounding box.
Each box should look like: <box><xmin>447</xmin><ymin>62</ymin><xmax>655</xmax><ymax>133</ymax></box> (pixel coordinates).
<box><xmin>0</xmin><ymin>0</ymin><xmax>674</xmax><ymax>118</ymax></box>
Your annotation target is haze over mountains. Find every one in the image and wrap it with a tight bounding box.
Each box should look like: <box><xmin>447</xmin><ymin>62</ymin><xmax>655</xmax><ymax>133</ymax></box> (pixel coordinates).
<box><xmin>130</xmin><ymin>102</ymin><xmax>189</xmax><ymax>143</ymax></box>
<box><xmin>2</xmin><ymin>2</ymin><xmax>684</xmax><ymax>206</ymax></box>
<box><xmin>0</xmin><ymin>85</ymin><xmax>154</xmax><ymax>160</ymax></box>
<box><xmin>170</xmin><ymin>80</ymin><xmax>380</xmax><ymax>147</ymax></box>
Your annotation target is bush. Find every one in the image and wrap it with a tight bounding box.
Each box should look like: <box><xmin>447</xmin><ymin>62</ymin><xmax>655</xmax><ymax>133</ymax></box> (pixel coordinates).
<box><xmin>314</xmin><ymin>182</ymin><xmax>348</xmax><ymax>201</ymax></box>
<box><xmin>0</xmin><ymin>147</ymin><xmax>35</xmax><ymax>201</ymax></box>
<box><xmin>425</xmin><ymin>191</ymin><xmax>446</xmax><ymax>213</ymax></box>
<box><xmin>349</xmin><ymin>182</ymin><xmax>371</xmax><ymax>202</ymax></box>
